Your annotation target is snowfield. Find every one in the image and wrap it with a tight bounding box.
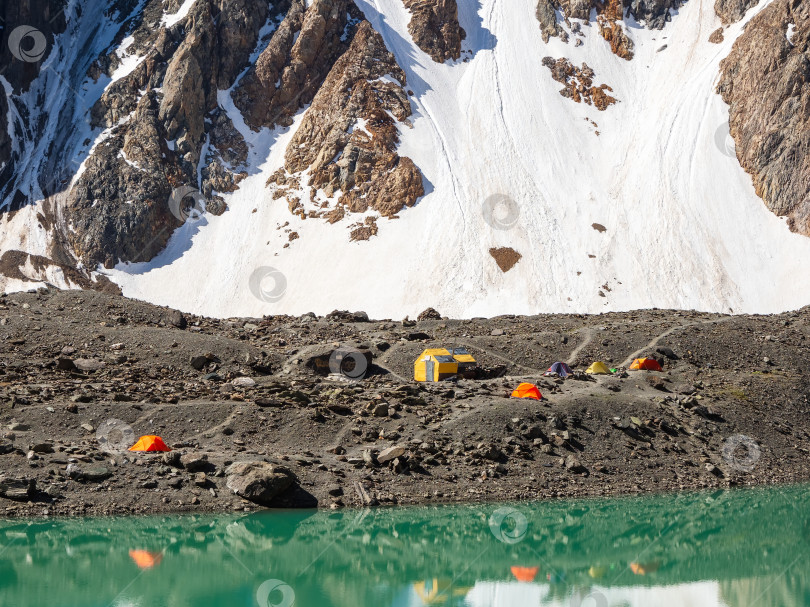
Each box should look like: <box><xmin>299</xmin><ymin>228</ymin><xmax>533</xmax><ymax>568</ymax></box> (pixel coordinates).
<box><xmin>7</xmin><ymin>0</ymin><xmax>810</xmax><ymax>319</ymax></box>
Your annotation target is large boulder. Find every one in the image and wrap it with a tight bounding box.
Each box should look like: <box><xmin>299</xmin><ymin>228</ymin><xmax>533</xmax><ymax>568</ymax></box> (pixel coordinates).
<box><xmin>225</xmin><ymin>462</ymin><xmax>296</xmax><ymax>506</ymax></box>
<box><xmin>0</xmin><ymin>476</ymin><xmax>35</xmax><ymax>500</ymax></box>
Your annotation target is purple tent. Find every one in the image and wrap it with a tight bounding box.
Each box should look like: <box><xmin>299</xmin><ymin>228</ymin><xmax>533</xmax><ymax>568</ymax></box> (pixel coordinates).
<box><xmin>545</xmin><ymin>362</ymin><xmax>573</xmax><ymax>378</ymax></box>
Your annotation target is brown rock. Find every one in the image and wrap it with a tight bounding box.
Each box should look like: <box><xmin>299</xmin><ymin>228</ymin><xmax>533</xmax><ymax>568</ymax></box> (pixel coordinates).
<box><xmin>403</xmin><ymin>0</ymin><xmax>466</xmax><ymax>62</ymax></box>
<box><xmin>715</xmin><ymin>0</ymin><xmax>760</xmax><ymax>24</ymax></box>
<box><xmin>225</xmin><ymin>461</ymin><xmax>297</xmax><ymax>506</ymax></box>
<box><xmin>489</xmin><ymin>247</ymin><xmax>522</xmax><ymax>273</ymax></box>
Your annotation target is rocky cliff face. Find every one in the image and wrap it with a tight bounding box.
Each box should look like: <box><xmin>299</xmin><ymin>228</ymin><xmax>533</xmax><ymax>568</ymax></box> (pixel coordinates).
<box><xmin>269</xmin><ymin>20</ymin><xmax>423</xmax><ymax>233</ymax></box>
<box><xmin>65</xmin><ymin>0</ymin><xmax>284</xmax><ymax>269</ymax></box>
<box><xmin>402</xmin><ymin>0</ymin><xmax>465</xmax><ymax>62</ymax></box>
<box><xmin>717</xmin><ymin>0</ymin><xmax>810</xmax><ymax>235</ymax></box>
<box><xmin>232</xmin><ymin>0</ymin><xmax>360</xmax><ymax>130</ymax></box>
<box><xmin>0</xmin><ymin>0</ymin><xmax>67</xmax><ymax>207</ymax></box>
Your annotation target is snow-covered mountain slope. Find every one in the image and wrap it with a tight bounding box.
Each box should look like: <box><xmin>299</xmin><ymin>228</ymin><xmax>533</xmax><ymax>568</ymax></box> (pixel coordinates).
<box><xmin>2</xmin><ymin>0</ymin><xmax>809</xmax><ymax>319</ymax></box>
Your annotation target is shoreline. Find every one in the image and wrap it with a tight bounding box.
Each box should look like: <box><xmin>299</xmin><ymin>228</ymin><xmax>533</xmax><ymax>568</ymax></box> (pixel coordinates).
<box><xmin>1</xmin><ymin>288</ymin><xmax>809</xmax><ymax>517</ymax></box>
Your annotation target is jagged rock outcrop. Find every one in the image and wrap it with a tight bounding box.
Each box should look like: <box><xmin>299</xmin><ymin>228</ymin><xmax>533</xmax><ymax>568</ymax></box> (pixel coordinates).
<box><xmin>542</xmin><ymin>57</ymin><xmax>618</xmax><ymax>110</ymax></box>
<box><xmin>65</xmin><ymin>0</ymin><xmax>283</xmax><ymax>269</ymax></box>
<box><xmin>535</xmin><ymin>0</ymin><xmax>635</xmax><ymax>60</ymax></box>
<box><xmin>0</xmin><ymin>0</ymin><xmax>67</xmax><ymax>205</ymax></box>
<box><xmin>717</xmin><ymin>0</ymin><xmax>810</xmax><ymax>235</ymax></box>
<box><xmin>270</xmin><ymin>20</ymin><xmax>424</xmax><ymax>234</ymax></box>
<box><xmin>402</xmin><ymin>0</ymin><xmax>466</xmax><ymax>62</ymax></box>
<box><xmin>232</xmin><ymin>0</ymin><xmax>361</xmax><ymax>129</ymax></box>
<box><xmin>626</xmin><ymin>0</ymin><xmax>687</xmax><ymax>29</ymax></box>
<box><xmin>67</xmin><ymin>91</ymin><xmax>187</xmax><ymax>269</ymax></box>
<box><xmin>715</xmin><ymin>0</ymin><xmax>759</xmax><ymax>25</ymax></box>
<box><xmin>535</xmin><ymin>0</ymin><xmax>688</xmax><ymax>58</ymax></box>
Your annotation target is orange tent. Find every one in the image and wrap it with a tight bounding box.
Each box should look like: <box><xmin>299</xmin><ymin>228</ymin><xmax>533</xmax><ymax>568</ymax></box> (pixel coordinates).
<box><xmin>511</xmin><ymin>566</ymin><xmax>539</xmax><ymax>582</ymax></box>
<box><xmin>129</xmin><ymin>435</ymin><xmax>171</xmax><ymax>452</ymax></box>
<box><xmin>630</xmin><ymin>561</ymin><xmax>659</xmax><ymax>575</ymax></box>
<box><xmin>511</xmin><ymin>383</ymin><xmax>542</xmax><ymax>400</ymax></box>
<box><xmin>129</xmin><ymin>550</ymin><xmax>163</xmax><ymax>569</ymax></box>
<box><xmin>629</xmin><ymin>358</ymin><xmax>663</xmax><ymax>371</ymax></box>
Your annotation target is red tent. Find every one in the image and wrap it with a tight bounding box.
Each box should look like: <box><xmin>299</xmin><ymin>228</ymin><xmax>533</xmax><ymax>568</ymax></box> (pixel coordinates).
<box><xmin>129</xmin><ymin>435</ymin><xmax>171</xmax><ymax>452</ymax></box>
<box><xmin>629</xmin><ymin>358</ymin><xmax>663</xmax><ymax>371</ymax></box>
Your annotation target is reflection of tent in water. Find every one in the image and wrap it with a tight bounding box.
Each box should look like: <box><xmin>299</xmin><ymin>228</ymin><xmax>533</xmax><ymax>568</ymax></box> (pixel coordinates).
<box><xmin>630</xmin><ymin>561</ymin><xmax>660</xmax><ymax>575</ymax></box>
<box><xmin>129</xmin><ymin>550</ymin><xmax>163</xmax><ymax>569</ymax></box>
<box><xmin>511</xmin><ymin>566</ymin><xmax>539</xmax><ymax>582</ymax></box>
<box><xmin>411</xmin><ymin>579</ymin><xmax>472</xmax><ymax>606</ymax></box>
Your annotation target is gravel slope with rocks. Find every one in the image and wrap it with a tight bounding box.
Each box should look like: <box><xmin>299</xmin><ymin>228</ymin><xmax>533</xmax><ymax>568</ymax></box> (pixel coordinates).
<box><xmin>0</xmin><ymin>288</ymin><xmax>808</xmax><ymax>517</ymax></box>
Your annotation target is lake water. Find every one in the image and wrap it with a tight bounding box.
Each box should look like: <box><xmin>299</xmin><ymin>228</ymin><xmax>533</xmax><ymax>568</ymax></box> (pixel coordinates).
<box><xmin>1</xmin><ymin>485</ymin><xmax>808</xmax><ymax>607</ymax></box>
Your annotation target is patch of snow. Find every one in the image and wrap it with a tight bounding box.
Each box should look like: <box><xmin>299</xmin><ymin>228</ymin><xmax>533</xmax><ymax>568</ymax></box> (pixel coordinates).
<box><xmin>161</xmin><ymin>0</ymin><xmax>197</xmax><ymax>28</ymax></box>
<box><xmin>787</xmin><ymin>23</ymin><xmax>796</xmax><ymax>45</ymax></box>
<box><xmin>12</xmin><ymin>0</ymin><xmax>809</xmax><ymax>321</ymax></box>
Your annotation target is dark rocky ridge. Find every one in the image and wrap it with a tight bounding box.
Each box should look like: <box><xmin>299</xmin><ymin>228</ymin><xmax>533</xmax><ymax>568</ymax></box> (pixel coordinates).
<box><xmin>402</xmin><ymin>0</ymin><xmax>466</xmax><ymax>62</ymax></box>
<box><xmin>269</xmin><ymin>20</ymin><xmax>424</xmax><ymax>225</ymax></box>
<box><xmin>0</xmin><ymin>0</ymin><xmax>68</xmax><ymax>207</ymax></box>
<box><xmin>0</xmin><ymin>287</ymin><xmax>809</xmax><ymax>517</ymax></box>
<box><xmin>231</xmin><ymin>0</ymin><xmax>359</xmax><ymax>130</ymax></box>
<box><xmin>717</xmin><ymin>0</ymin><xmax>810</xmax><ymax>235</ymax></box>
<box><xmin>66</xmin><ymin>0</ymin><xmax>286</xmax><ymax>269</ymax></box>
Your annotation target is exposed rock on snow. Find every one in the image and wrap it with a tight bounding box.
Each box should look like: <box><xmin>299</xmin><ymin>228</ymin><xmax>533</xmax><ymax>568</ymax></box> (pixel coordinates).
<box><xmin>717</xmin><ymin>0</ymin><xmax>810</xmax><ymax>235</ymax></box>
<box><xmin>269</xmin><ymin>20</ymin><xmax>423</xmax><ymax>232</ymax></box>
<box><xmin>232</xmin><ymin>0</ymin><xmax>360</xmax><ymax>130</ymax></box>
<box><xmin>489</xmin><ymin>247</ymin><xmax>522</xmax><ymax>273</ymax></box>
<box><xmin>714</xmin><ymin>0</ymin><xmax>760</xmax><ymax>25</ymax></box>
<box><xmin>542</xmin><ymin>57</ymin><xmax>618</xmax><ymax>110</ymax></box>
<box><xmin>402</xmin><ymin>0</ymin><xmax>466</xmax><ymax>62</ymax></box>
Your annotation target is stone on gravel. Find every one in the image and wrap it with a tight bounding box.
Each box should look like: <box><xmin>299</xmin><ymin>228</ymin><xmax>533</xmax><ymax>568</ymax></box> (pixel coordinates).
<box><xmin>225</xmin><ymin>461</ymin><xmax>296</xmax><ymax>506</ymax></box>
<box><xmin>232</xmin><ymin>377</ymin><xmax>256</xmax><ymax>388</ymax></box>
<box><xmin>73</xmin><ymin>358</ymin><xmax>105</xmax><ymax>372</ymax></box>
<box><xmin>180</xmin><ymin>453</ymin><xmax>210</xmax><ymax>472</ymax></box>
<box><xmin>164</xmin><ymin>309</ymin><xmax>187</xmax><ymax>329</ymax></box>
<box><xmin>67</xmin><ymin>464</ymin><xmax>112</xmax><ymax>482</ymax></box>
<box><xmin>417</xmin><ymin>308</ymin><xmax>442</xmax><ymax>321</ymax></box>
<box><xmin>0</xmin><ymin>476</ymin><xmax>35</xmax><ymax>500</ymax></box>
<box><xmin>565</xmin><ymin>455</ymin><xmax>586</xmax><ymax>473</ymax></box>
<box><xmin>378</xmin><ymin>445</ymin><xmax>406</xmax><ymax>464</ymax></box>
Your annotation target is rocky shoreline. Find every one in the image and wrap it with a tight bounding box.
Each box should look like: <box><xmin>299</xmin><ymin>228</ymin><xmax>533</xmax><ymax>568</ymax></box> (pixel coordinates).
<box><xmin>0</xmin><ymin>287</ymin><xmax>809</xmax><ymax>517</ymax></box>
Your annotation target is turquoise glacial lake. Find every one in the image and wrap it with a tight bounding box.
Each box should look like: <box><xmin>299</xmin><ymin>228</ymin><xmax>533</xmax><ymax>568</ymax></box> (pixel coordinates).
<box><xmin>1</xmin><ymin>484</ymin><xmax>808</xmax><ymax>606</ymax></box>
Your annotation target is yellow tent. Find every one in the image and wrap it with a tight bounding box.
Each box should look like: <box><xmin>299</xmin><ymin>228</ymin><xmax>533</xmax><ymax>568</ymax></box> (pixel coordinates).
<box><xmin>585</xmin><ymin>361</ymin><xmax>612</xmax><ymax>375</ymax></box>
<box><xmin>414</xmin><ymin>348</ymin><xmax>476</xmax><ymax>382</ymax></box>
